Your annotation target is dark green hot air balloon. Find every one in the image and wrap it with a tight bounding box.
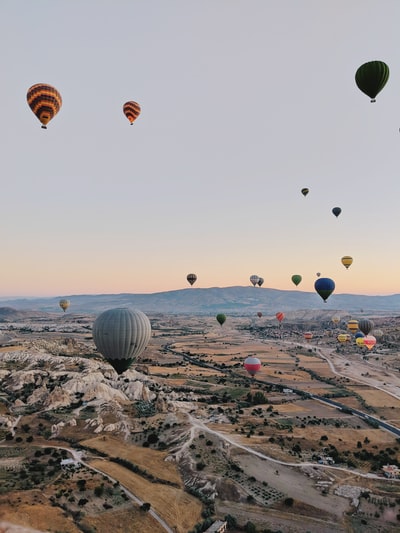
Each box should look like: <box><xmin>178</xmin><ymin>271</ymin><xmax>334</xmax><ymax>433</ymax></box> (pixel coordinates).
<box><xmin>216</xmin><ymin>313</ymin><xmax>226</xmax><ymax>326</ymax></box>
<box><xmin>291</xmin><ymin>274</ymin><xmax>302</xmax><ymax>286</ymax></box>
<box><xmin>314</xmin><ymin>277</ymin><xmax>335</xmax><ymax>303</ymax></box>
<box><xmin>301</xmin><ymin>188</ymin><xmax>309</xmax><ymax>197</ymax></box>
<box><xmin>355</xmin><ymin>61</ymin><xmax>389</xmax><ymax>103</ymax></box>
<box><xmin>92</xmin><ymin>308</ymin><xmax>151</xmax><ymax>374</ymax></box>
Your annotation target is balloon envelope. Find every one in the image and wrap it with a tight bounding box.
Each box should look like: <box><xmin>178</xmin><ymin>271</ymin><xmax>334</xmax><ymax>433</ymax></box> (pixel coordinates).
<box><xmin>291</xmin><ymin>274</ymin><xmax>302</xmax><ymax>286</ymax></box>
<box><xmin>304</xmin><ymin>332</ymin><xmax>313</xmax><ymax>341</ymax></box>
<box><xmin>314</xmin><ymin>278</ymin><xmax>335</xmax><ymax>302</ymax></box>
<box><xmin>244</xmin><ymin>356</ymin><xmax>261</xmax><ymax>376</ymax></box>
<box><xmin>257</xmin><ymin>312</ymin><xmax>263</xmax><ymax>318</ymax></box>
<box><xmin>341</xmin><ymin>256</ymin><xmax>353</xmax><ymax>269</ymax></box>
<box><xmin>358</xmin><ymin>319</ymin><xmax>374</xmax><ymax>336</ymax></box>
<box><xmin>257</xmin><ymin>277</ymin><xmax>264</xmax><ymax>287</ymax></box>
<box><xmin>355</xmin><ymin>61</ymin><xmax>389</xmax><ymax>102</ymax></box>
<box><xmin>363</xmin><ymin>335</ymin><xmax>376</xmax><ymax>350</ymax></box>
<box><xmin>332</xmin><ymin>207</ymin><xmax>342</xmax><ymax>218</ymax></box>
<box><xmin>301</xmin><ymin>188</ymin><xmax>309</xmax><ymax>197</ymax></box>
<box><xmin>123</xmin><ymin>101</ymin><xmax>141</xmax><ymax>124</ymax></box>
<box><xmin>59</xmin><ymin>299</ymin><xmax>70</xmax><ymax>312</ymax></box>
<box><xmin>187</xmin><ymin>273</ymin><xmax>197</xmax><ymax>286</ymax></box>
<box><xmin>347</xmin><ymin>320</ymin><xmax>359</xmax><ymax>333</ymax></box>
<box><xmin>337</xmin><ymin>333</ymin><xmax>351</xmax><ymax>343</ymax></box>
<box><xmin>250</xmin><ymin>275</ymin><xmax>259</xmax><ymax>287</ymax></box>
<box><xmin>216</xmin><ymin>313</ymin><xmax>226</xmax><ymax>326</ymax></box>
<box><xmin>276</xmin><ymin>312</ymin><xmax>285</xmax><ymax>323</ymax></box>
<box><xmin>92</xmin><ymin>308</ymin><xmax>151</xmax><ymax>374</ymax></box>
<box><xmin>27</xmin><ymin>83</ymin><xmax>62</xmax><ymax>128</ymax></box>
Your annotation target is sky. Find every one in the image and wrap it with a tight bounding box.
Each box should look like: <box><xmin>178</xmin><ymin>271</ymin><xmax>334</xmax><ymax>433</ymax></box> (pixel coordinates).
<box><xmin>0</xmin><ymin>0</ymin><xmax>400</xmax><ymax>298</ymax></box>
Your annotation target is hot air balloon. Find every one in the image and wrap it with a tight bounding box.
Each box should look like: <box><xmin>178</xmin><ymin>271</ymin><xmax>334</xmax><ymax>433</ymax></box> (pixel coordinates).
<box><xmin>355</xmin><ymin>61</ymin><xmax>389</xmax><ymax>103</ymax></box>
<box><xmin>331</xmin><ymin>314</ymin><xmax>340</xmax><ymax>325</ymax></box>
<box><xmin>356</xmin><ymin>336</ymin><xmax>366</xmax><ymax>347</ymax></box>
<box><xmin>332</xmin><ymin>207</ymin><xmax>342</xmax><ymax>218</ymax></box>
<box><xmin>92</xmin><ymin>308</ymin><xmax>151</xmax><ymax>374</ymax></box>
<box><xmin>27</xmin><ymin>83</ymin><xmax>62</xmax><ymax>129</ymax></box>
<box><xmin>304</xmin><ymin>332</ymin><xmax>313</xmax><ymax>342</ymax></box>
<box><xmin>257</xmin><ymin>312</ymin><xmax>263</xmax><ymax>318</ymax></box>
<box><xmin>347</xmin><ymin>320</ymin><xmax>359</xmax><ymax>333</ymax></box>
<box><xmin>314</xmin><ymin>278</ymin><xmax>335</xmax><ymax>302</ymax></box>
<box><xmin>216</xmin><ymin>313</ymin><xmax>226</xmax><ymax>326</ymax></box>
<box><xmin>355</xmin><ymin>331</ymin><xmax>365</xmax><ymax>339</ymax></box>
<box><xmin>250</xmin><ymin>275</ymin><xmax>259</xmax><ymax>287</ymax></box>
<box><xmin>291</xmin><ymin>274</ymin><xmax>302</xmax><ymax>286</ymax></box>
<box><xmin>301</xmin><ymin>188</ymin><xmax>309</xmax><ymax>197</ymax></box>
<box><xmin>244</xmin><ymin>356</ymin><xmax>261</xmax><ymax>377</ymax></box>
<box><xmin>257</xmin><ymin>277</ymin><xmax>264</xmax><ymax>287</ymax></box>
<box><xmin>276</xmin><ymin>312</ymin><xmax>285</xmax><ymax>324</ymax></box>
<box><xmin>337</xmin><ymin>333</ymin><xmax>351</xmax><ymax>343</ymax></box>
<box><xmin>123</xmin><ymin>101</ymin><xmax>141</xmax><ymax>124</ymax></box>
<box><xmin>373</xmin><ymin>328</ymin><xmax>383</xmax><ymax>339</ymax></box>
<box><xmin>59</xmin><ymin>299</ymin><xmax>70</xmax><ymax>312</ymax></box>
<box><xmin>341</xmin><ymin>256</ymin><xmax>353</xmax><ymax>269</ymax></box>
<box><xmin>187</xmin><ymin>273</ymin><xmax>197</xmax><ymax>286</ymax></box>
<box><xmin>363</xmin><ymin>335</ymin><xmax>376</xmax><ymax>350</ymax></box>
<box><xmin>358</xmin><ymin>319</ymin><xmax>374</xmax><ymax>336</ymax></box>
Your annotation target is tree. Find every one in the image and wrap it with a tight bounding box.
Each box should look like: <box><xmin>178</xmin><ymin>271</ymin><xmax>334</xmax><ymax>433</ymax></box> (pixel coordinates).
<box><xmin>141</xmin><ymin>502</ymin><xmax>151</xmax><ymax>512</ymax></box>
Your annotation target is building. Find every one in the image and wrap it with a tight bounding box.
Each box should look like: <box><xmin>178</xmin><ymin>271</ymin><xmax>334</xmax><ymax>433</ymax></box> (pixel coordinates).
<box><xmin>204</xmin><ymin>520</ymin><xmax>227</xmax><ymax>533</ymax></box>
<box><xmin>382</xmin><ymin>465</ymin><xmax>400</xmax><ymax>478</ymax></box>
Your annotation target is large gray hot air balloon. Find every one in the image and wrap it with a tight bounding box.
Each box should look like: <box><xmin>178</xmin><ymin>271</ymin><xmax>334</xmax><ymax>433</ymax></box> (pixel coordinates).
<box><xmin>92</xmin><ymin>308</ymin><xmax>151</xmax><ymax>374</ymax></box>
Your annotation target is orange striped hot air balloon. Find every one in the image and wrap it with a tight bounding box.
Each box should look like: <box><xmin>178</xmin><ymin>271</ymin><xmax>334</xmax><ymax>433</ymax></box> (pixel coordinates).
<box><xmin>27</xmin><ymin>83</ymin><xmax>62</xmax><ymax>129</ymax></box>
<box><xmin>123</xmin><ymin>101</ymin><xmax>141</xmax><ymax>124</ymax></box>
<box><xmin>276</xmin><ymin>312</ymin><xmax>285</xmax><ymax>324</ymax></box>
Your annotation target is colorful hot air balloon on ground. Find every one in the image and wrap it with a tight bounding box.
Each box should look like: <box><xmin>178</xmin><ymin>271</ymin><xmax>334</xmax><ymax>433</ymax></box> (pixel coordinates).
<box><xmin>59</xmin><ymin>299</ymin><xmax>70</xmax><ymax>312</ymax></box>
<box><xmin>187</xmin><ymin>273</ymin><xmax>197</xmax><ymax>286</ymax></box>
<box><xmin>301</xmin><ymin>188</ymin><xmax>309</xmax><ymax>197</ymax></box>
<box><xmin>276</xmin><ymin>312</ymin><xmax>285</xmax><ymax>324</ymax></box>
<box><xmin>123</xmin><ymin>101</ymin><xmax>141</xmax><ymax>124</ymax></box>
<box><xmin>257</xmin><ymin>277</ymin><xmax>264</xmax><ymax>287</ymax></box>
<box><xmin>332</xmin><ymin>207</ymin><xmax>342</xmax><ymax>218</ymax></box>
<box><xmin>250</xmin><ymin>275</ymin><xmax>259</xmax><ymax>287</ymax></box>
<box><xmin>363</xmin><ymin>335</ymin><xmax>376</xmax><ymax>350</ymax></box>
<box><xmin>314</xmin><ymin>278</ymin><xmax>335</xmax><ymax>302</ymax></box>
<box><xmin>27</xmin><ymin>83</ymin><xmax>62</xmax><ymax>129</ymax></box>
<box><xmin>92</xmin><ymin>308</ymin><xmax>151</xmax><ymax>374</ymax></box>
<box><xmin>341</xmin><ymin>256</ymin><xmax>353</xmax><ymax>269</ymax></box>
<box><xmin>347</xmin><ymin>320</ymin><xmax>359</xmax><ymax>334</ymax></box>
<box><xmin>291</xmin><ymin>274</ymin><xmax>302</xmax><ymax>286</ymax></box>
<box><xmin>216</xmin><ymin>313</ymin><xmax>226</xmax><ymax>326</ymax></box>
<box><xmin>244</xmin><ymin>356</ymin><xmax>261</xmax><ymax>377</ymax></box>
<box><xmin>358</xmin><ymin>319</ymin><xmax>374</xmax><ymax>336</ymax></box>
<box><xmin>355</xmin><ymin>61</ymin><xmax>389</xmax><ymax>103</ymax></box>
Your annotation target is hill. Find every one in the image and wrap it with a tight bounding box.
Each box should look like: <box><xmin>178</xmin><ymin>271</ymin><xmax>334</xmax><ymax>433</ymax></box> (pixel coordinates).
<box><xmin>0</xmin><ymin>286</ymin><xmax>400</xmax><ymax>315</ymax></box>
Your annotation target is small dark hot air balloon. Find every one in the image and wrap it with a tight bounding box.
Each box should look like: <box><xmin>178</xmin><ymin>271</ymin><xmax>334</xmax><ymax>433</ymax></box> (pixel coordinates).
<box><xmin>123</xmin><ymin>101</ymin><xmax>141</xmax><ymax>124</ymax></box>
<box><xmin>332</xmin><ymin>207</ymin><xmax>342</xmax><ymax>218</ymax></box>
<box><xmin>291</xmin><ymin>274</ymin><xmax>302</xmax><ymax>286</ymax></box>
<box><xmin>187</xmin><ymin>273</ymin><xmax>197</xmax><ymax>286</ymax></box>
<box><xmin>257</xmin><ymin>277</ymin><xmax>264</xmax><ymax>287</ymax></box>
<box><xmin>250</xmin><ymin>275</ymin><xmax>259</xmax><ymax>287</ymax></box>
<box><xmin>358</xmin><ymin>318</ymin><xmax>374</xmax><ymax>336</ymax></box>
<box><xmin>314</xmin><ymin>277</ymin><xmax>335</xmax><ymax>302</ymax></box>
<box><xmin>355</xmin><ymin>60</ymin><xmax>389</xmax><ymax>103</ymax></box>
<box><xmin>27</xmin><ymin>83</ymin><xmax>62</xmax><ymax>129</ymax></box>
<box><xmin>257</xmin><ymin>312</ymin><xmax>263</xmax><ymax>318</ymax></box>
<box><xmin>301</xmin><ymin>188</ymin><xmax>309</xmax><ymax>197</ymax></box>
<box><xmin>216</xmin><ymin>313</ymin><xmax>226</xmax><ymax>326</ymax></box>
<box><xmin>244</xmin><ymin>356</ymin><xmax>261</xmax><ymax>377</ymax></box>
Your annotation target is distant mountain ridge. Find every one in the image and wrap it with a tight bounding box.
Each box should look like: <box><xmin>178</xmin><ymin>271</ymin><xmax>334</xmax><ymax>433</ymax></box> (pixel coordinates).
<box><xmin>1</xmin><ymin>286</ymin><xmax>400</xmax><ymax>316</ymax></box>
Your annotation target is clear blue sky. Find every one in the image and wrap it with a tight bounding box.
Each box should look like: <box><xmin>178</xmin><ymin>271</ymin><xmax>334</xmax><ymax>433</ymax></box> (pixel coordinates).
<box><xmin>0</xmin><ymin>1</ymin><xmax>399</xmax><ymax>297</ymax></box>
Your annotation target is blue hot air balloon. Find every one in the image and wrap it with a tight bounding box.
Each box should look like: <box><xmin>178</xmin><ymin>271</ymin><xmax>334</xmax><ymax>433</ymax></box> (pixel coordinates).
<box><xmin>314</xmin><ymin>278</ymin><xmax>335</xmax><ymax>303</ymax></box>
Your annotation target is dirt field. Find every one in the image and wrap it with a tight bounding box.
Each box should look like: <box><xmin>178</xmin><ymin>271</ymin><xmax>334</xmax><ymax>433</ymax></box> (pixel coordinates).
<box><xmin>88</xmin><ymin>459</ymin><xmax>202</xmax><ymax>533</ymax></box>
